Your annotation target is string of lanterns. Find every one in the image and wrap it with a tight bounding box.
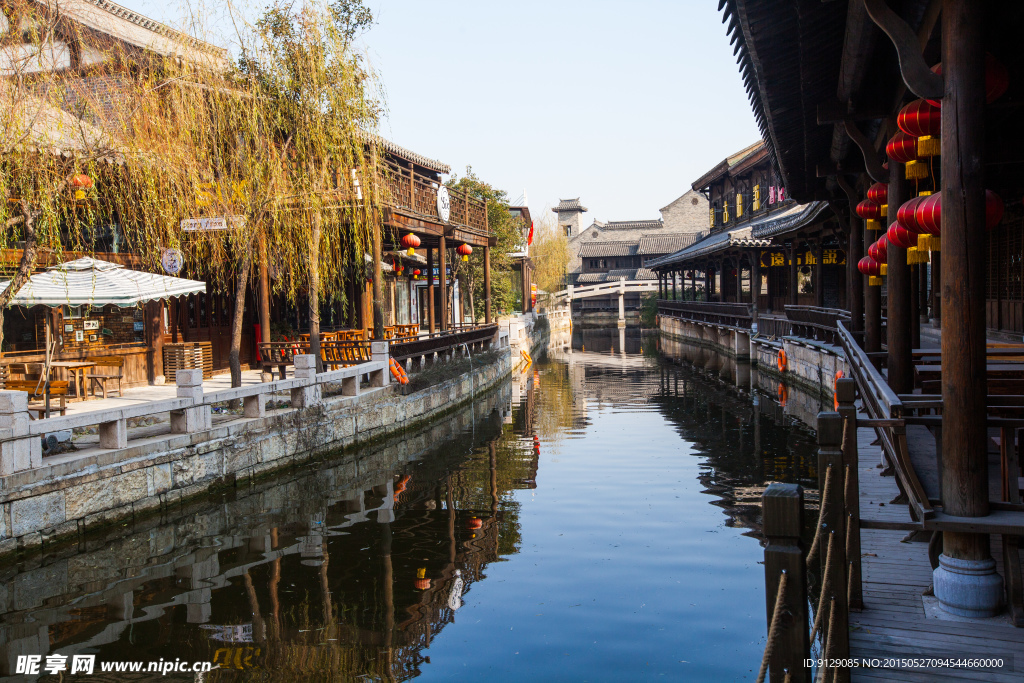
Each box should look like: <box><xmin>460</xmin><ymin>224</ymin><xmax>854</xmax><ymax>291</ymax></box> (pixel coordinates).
<box><xmin>856</xmin><ymin>53</ymin><xmax>1008</xmax><ymax>283</ymax></box>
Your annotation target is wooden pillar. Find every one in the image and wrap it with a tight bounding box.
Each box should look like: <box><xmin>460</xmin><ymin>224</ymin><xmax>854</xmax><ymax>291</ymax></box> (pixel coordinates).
<box><xmin>865</xmin><ymin>211</ymin><xmax>882</xmax><ymax>352</ymax></box>
<box><xmin>145</xmin><ymin>300</ymin><xmax>163</xmax><ymax>383</ymax></box>
<box><xmin>761</xmin><ymin>483</ymin><xmax>810</xmax><ymax>683</ymax></box>
<box><xmin>848</xmin><ymin>212</ymin><xmax>864</xmax><ymax>334</ymax></box>
<box><xmin>887</xmin><ymin>156</ymin><xmax>912</xmax><ymax>392</ymax></box>
<box><xmin>938</xmin><ymin>0</ymin><xmax>996</xmax><ymax>605</ymax></box>
<box><xmin>931</xmin><ymin>252</ymin><xmax>941</xmax><ymax>325</ymax></box>
<box><xmin>919</xmin><ymin>260</ymin><xmax>930</xmax><ymax>322</ymax></box>
<box><xmin>309</xmin><ymin>214</ymin><xmax>322</xmax><ymax>373</ymax></box>
<box><xmin>427</xmin><ymin>247</ymin><xmax>436</xmax><ymax>334</ymax></box>
<box><xmin>672</xmin><ymin>269</ymin><xmax>678</xmax><ymax>300</ymax></box>
<box><xmin>438</xmin><ymin>235</ymin><xmax>448</xmax><ymax>329</ymax></box>
<box><xmin>736</xmin><ymin>259</ymin><xmax>743</xmax><ymax>303</ymax></box>
<box><xmin>521</xmin><ymin>260</ymin><xmax>529</xmax><ymax>314</ymax></box>
<box><xmin>751</xmin><ymin>250</ymin><xmax>761</xmax><ymax>311</ymax></box>
<box><xmin>910</xmin><ymin>264</ymin><xmax>920</xmax><ymax>349</ymax></box>
<box><xmin>483</xmin><ymin>245</ymin><xmax>492</xmax><ymax>323</ymax></box>
<box><xmin>814</xmin><ymin>241</ymin><xmax>825</xmax><ymax>308</ymax></box>
<box><xmin>371</xmin><ymin>220</ymin><xmax>384</xmax><ymax>341</ymax></box>
<box><xmin>788</xmin><ymin>241</ymin><xmax>798</xmax><ymax>306</ymax></box>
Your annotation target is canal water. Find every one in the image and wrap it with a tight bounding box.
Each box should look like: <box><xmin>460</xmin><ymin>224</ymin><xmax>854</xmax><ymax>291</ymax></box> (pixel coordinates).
<box><xmin>0</xmin><ymin>331</ymin><xmax>823</xmax><ymax>681</ymax></box>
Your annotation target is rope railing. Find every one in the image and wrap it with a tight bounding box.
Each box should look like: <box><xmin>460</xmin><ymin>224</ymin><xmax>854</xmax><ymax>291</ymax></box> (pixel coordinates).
<box><xmin>760</xmin><ymin>405</ymin><xmax>857</xmax><ymax>682</ymax></box>
<box><xmin>756</xmin><ymin>571</ymin><xmax>789</xmax><ymax>683</ymax></box>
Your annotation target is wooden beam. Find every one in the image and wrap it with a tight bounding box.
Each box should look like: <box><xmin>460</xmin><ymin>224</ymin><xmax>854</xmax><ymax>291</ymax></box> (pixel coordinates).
<box><xmin>843</xmin><ymin>118</ymin><xmax>889</xmax><ymax>183</ymax></box>
<box><xmin>863</xmin><ymin>0</ymin><xmax>944</xmax><ymax>101</ymax></box>
<box><xmin>816</xmin><ymin>100</ymin><xmax>890</xmax><ymax>124</ymax></box>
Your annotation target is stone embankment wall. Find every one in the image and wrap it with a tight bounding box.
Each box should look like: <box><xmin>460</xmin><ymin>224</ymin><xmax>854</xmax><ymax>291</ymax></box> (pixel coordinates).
<box><xmin>659</xmin><ymin>315</ymin><xmax>846</xmax><ymax>398</ymax></box>
<box><xmin>0</xmin><ymin>352</ymin><xmax>514</xmax><ymax>560</ymax></box>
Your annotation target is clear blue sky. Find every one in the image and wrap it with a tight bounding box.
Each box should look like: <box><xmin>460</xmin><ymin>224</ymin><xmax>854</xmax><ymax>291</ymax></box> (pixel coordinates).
<box><xmin>121</xmin><ymin>1</ymin><xmax>761</xmax><ymax>226</ymax></box>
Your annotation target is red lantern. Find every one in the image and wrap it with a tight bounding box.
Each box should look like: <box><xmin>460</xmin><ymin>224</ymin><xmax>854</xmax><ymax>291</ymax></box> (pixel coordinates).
<box><xmin>70</xmin><ymin>173</ymin><xmax>93</xmax><ymax>200</ymax></box>
<box><xmin>897</xmin><ymin>196</ymin><xmax>926</xmax><ymax>234</ymax></box>
<box><xmin>868</xmin><ymin>238</ymin><xmax>888</xmax><ymax>263</ymax></box>
<box><xmin>401</xmin><ymin>232</ymin><xmax>421</xmax><ymax>256</ymax></box>
<box><xmin>887</xmin><ymin>131</ymin><xmax>928</xmax><ymax>179</ymax></box>
<box><xmin>456</xmin><ymin>243</ymin><xmax>472</xmax><ymax>262</ymax></box>
<box><xmin>927</xmin><ymin>53</ymin><xmax>1010</xmax><ymax>107</ymax></box>
<box><xmin>867</xmin><ymin>182</ymin><xmax>888</xmax><ymax>206</ymax></box>
<box><xmin>856</xmin><ymin>199</ymin><xmax>883</xmax><ymax>230</ymax></box>
<box><xmin>897</xmin><ymin>99</ymin><xmax>941</xmax><ymax>157</ymax></box>
<box><xmin>413</xmin><ymin>269</ymin><xmax>421</xmax><ymax>278</ymax></box>
<box><xmin>858</xmin><ymin>256</ymin><xmax>881</xmax><ymax>276</ymax></box>
<box><xmin>887</xmin><ymin>222</ymin><xmax>916</xmax><ymax>249</ymax></box>
<box><xmin>916</xmin><ymin>193</ymin><xmax>942</xmax><ymax>235</ymax></box>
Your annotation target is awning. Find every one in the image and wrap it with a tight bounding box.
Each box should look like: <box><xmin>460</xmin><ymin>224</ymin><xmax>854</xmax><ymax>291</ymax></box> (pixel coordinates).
<box><xmin>0</xmin><ymin>257</ymin><xmax>206</xmax><ymax>308</ymax></box>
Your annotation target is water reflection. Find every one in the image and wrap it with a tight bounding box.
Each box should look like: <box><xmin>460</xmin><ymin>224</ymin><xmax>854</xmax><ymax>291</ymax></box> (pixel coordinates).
<box><xmin>0</xmin><ymin>334</ymin><xmax>821</xmax><ymax>681</ymax></box>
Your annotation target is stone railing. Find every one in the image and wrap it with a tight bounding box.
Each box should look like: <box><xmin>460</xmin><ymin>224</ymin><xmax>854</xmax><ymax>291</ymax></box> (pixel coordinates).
<box><xmin>0</xmin><ymin>345</ymin><xmax>392</xmax><ymax>477</ymax></box>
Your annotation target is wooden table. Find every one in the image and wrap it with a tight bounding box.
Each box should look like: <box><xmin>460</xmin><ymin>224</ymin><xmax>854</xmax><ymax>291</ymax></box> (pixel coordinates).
<box><xmin>49</xmin><ymin>361</ymin><xmax>96</xmax><ymax>401</ymax></box>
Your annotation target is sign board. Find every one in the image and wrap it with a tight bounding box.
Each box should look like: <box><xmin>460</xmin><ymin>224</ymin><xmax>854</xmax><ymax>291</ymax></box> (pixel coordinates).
<box><xmin>180</xmin><ymin>216</ymin><xmax>245</xmax><ymax>232</ymax></box>
<box><xmin>760</xmin><ymin>248</ymin><xmax>846</xmax><ymax>268</ymax></box>
<box><xmin>436</xmin><ymin>186</ymin><xmax>450</xmax><ymax>222</ymax></box>
<box><xmin>161</xmin><ymin>248</ymin><xmax>184</xmax><ymax>275</ymax></box>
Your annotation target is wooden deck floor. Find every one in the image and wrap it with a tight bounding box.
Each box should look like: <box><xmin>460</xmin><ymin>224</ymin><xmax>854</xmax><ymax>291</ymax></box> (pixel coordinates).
<box><xmin>851</xmin><ymin>426</ymin><xmax>1024</xmax><ymax>681</ymax></box>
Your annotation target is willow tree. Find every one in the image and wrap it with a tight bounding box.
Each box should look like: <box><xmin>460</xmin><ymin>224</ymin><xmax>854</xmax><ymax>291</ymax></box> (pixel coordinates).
<box><xmin>109</xmin><ymin>0</ymin><xmax>383</xmax><ymax>383</ymax></box>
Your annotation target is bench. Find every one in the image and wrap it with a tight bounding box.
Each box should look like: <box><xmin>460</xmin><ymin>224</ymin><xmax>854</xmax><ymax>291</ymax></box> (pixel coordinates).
<box><xmin>6</xmin><ymin>380</ymin><xmax>69</xmax><ymax>416</ymax></box>
<box><xmin>86</xmin><ymin>356</ymin><xmax>125</xmax><ymax>398</ymax></box>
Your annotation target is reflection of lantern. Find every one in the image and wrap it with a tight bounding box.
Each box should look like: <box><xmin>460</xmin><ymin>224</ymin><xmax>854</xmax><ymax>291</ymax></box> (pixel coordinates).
<box><xmin>928</xmin><ymin>53</ymin><xmax>1010</xmax><ymax>107</ymax></box>
<box><xmin>897</xmin><ymin>99</ymin><xmax>941</xmax><ymax>157</ymax></box>
<box><xmin>887</xmin><ymin>222</ymin><xmax>916</xmax><ymax>249</ymax></box>
<box><xmin>887</xmin><ymin>131</ymin><xmax>927</xmax><ymax>179</ymax></box>
<box><xmin>456</xmin><ymin>243</ymin><xmax>472</xmax><ymax>262</ymax></box>
<box><xmin>414</xmin><ymin>567</ymin><xmax>430</xmax><ymax>590</ymax></box>
<box><xmin>71</xmin><ymin>174</ymin><xmax>93</xmax><ymax>200</ymax></box>
<box><xmin>856</xmin><ymin>199</ymin><xmax>883</xmax><ymax>231</ymax></box>
<box><xmin>401</xmin><ymin>232</ymin><xmax>421</xmax><ymax>256</ymax></box>
<box><xmin>465</xmin><ymin>516</ymin><xmax>483</xmax><ymax>530</ymax></box>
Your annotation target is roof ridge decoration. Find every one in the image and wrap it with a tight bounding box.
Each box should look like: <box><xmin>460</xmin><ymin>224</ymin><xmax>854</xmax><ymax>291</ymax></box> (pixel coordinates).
<box><xmin>553</xmin><ymin>198</ymin><xmax>588</xmax><ymax>212</ymax></box>
<box><xmin>77</xmin><ymin>0</ymin><xmax>229</xmax><ymax>58</ymax></box>
<box><xmin>364</xmin><ymin>132</ymin><xmax>450</xmax><ymax>174</ymax></box>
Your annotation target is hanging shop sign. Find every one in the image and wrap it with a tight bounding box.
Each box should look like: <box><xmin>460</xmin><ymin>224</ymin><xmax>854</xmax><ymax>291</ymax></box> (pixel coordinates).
<box><xmin>436</xmin><ymin>186</ymin><xmax>451</xmax><ymax>222</ymax></box>
<box><xmin>180</xmin><ymin>216</ymin><xmax>245</xmax><ymax>232</ymax></box>
<box><xmin>161</xmin><ymin>248</ymin><xmax>184</xmax><ymax>275</ymax></box>
<box><xmin>759</xmin><ymin>248</ymin><xmax>846</xmax><ymax>268</ymax></box>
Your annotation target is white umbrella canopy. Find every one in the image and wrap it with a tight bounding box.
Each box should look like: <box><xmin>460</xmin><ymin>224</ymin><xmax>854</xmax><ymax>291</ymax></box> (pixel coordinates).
<box><xmin>0</xmin><ymin>257</ymin><xmax>206</xmax><ymax>308</ymax></box>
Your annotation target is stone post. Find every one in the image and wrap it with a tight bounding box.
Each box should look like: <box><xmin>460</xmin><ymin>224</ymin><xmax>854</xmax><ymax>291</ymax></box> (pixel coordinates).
<box><xmin>170</xmin><ymin>369</ymin><xmax>210</xmax><ymax>434</ymax></box>
<box><xmin>371</xmin><ymin>342</ymin><xmax>390</xmax><ymax>388</ymax></box>
<box><xmin>0</xmin><ymin>391</ymin><xmax>41</xmax><ymax>475</ymax></box>
<box><xmin>98</xmin><ymin>418</ymin><xmax>127</xmax><ymax>449</ymax></box>
<box><xmin>290</xmin><ymin>354</ymin><xmax>321</xmax><ymax>408</ymax></box>
<box><xmin>617</xmin><ymin>277</ymin><xmax>626</xmax><ymax>329</ymax></box>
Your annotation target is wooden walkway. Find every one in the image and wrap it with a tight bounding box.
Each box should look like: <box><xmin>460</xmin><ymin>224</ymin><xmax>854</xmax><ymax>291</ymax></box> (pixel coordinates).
<box><xmin>851</xmin><ymin>426</ymin><xmax>1024</xmax><ymax>681</ymax></box>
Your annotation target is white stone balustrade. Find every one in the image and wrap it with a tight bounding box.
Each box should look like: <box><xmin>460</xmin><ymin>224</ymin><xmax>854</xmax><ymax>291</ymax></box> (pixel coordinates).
<box><xmin>0</xmin><ymin>391</ymin><xmax>42</xmax><ymax>476</ymax></box>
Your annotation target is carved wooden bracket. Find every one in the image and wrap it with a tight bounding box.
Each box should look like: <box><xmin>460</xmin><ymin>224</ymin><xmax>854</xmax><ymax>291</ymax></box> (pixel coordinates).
<box><xmin>843</xmin><ymin>118</ymin><xmax>889</xmax><ymax>184</ymax></box>
<box><xmin>863</xmin><ymin>0</ymin><xmax>944</xmax><ymax>101</ymax></box>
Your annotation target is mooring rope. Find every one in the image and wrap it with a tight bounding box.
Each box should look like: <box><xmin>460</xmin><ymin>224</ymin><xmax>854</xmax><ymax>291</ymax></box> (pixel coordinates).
<box><xmin>755</xmin><ymin>570</ymin><xmax>789</xmax><ymax>683</ymax></box>
<box><xmin>822</xmin><ymin>596</ymin><xmax>838</xmax><ymax>683</ymax></box>
<box><xmin>809</xmin><ymin>532</ymin><xmax>835</xmax><ymax>643</ymax></box>
<box><xmin>806</xmin><ymin>464</ymin><xmax>833</xmax><ymax>567</ymax></box>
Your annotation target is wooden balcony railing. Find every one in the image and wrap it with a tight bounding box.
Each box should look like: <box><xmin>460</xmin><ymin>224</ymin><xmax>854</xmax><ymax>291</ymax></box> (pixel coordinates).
<box><xmin>658</xmin><ymin>300</ymin><xmax>753</xmax><ymax>329</ymax></box>
<box><xmin>382</xmin><ymin>162</ymin><xmax>488</xmax><ymax>232</ymax></box>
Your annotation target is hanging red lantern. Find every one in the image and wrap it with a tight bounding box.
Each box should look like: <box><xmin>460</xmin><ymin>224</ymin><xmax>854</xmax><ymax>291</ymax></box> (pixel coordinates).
<box><xmin>858</xmin><ymin>256</ymin><xmax>882</xmax><ymax>276</ymax></box>
<box><xmin>868</xmin><ymin>237</ymin><xmax>888</xmax><ymax>263</ymax></box>
<box><xmin>986</xmin><ymin>189</ymin><xmax>1005</xmax><ymax>230</ymax></box>
<box><xmin>867</xmin><ymin>182</ymin><xmax>888</xmax><ymax>209</ymax></box>
<box><xmin>915</xmin><ymin>193</ymin><xmax>941</xmax><ymax>235</ymax></box>
<box><xmin>856</xmin><ymin>199</ymin><xmax>883</xmax><ymax>230</ymax></box>
<box><xmin>456</xmin><ymin>243</ymin><xmax>472</xmax><ymax>262</ymax></box>
<box><xmin>897</xmin><ymin>196</ymin><xmax>926</xmax><ymax>234</ymax></box>
<box><xmin>401</xmin><ymin>232</ymin><xmax>421</xmax><ymax>256</ymax></box>
<box><xmin>897</xmin><ymin>99</ymin><xmax>941</xmax><ymax>157</ymax></box>
<box><xmin>887</xmin><ymin>222</ymin><xmax>916</xmax><ymax>249</ymax></box>
<box><xmin>413</xmin><ymin>269</ymin><xmax>421</xmax><ymax>279</ymax></box>
<box><xmin>887</xmin><ymin>131</ymin><xmax>928</xmax><ymax>179</ymax></box>
<box><xmin>70</xmin><ymin>173</ymin><xmax>93</xmax><ymax>200</ymax></box>
<box><xmin>927</xmin><ymin>53</ymin><xmax>1010</xmax><ymax>107</ymax></box>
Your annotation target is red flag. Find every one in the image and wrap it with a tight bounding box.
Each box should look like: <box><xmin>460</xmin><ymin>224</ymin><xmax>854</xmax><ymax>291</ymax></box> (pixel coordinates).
<box><xmin>527</xmin><ymin>221</ymin><xmax>534</xmax><ymax>246</ymax></box>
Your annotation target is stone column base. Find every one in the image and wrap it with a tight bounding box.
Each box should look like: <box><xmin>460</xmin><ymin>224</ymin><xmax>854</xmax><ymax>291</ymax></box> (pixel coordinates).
<box><xmin>933</xmin><ymin>554</ymin><xmax>1004</xmax><ymax>618</ymax></box>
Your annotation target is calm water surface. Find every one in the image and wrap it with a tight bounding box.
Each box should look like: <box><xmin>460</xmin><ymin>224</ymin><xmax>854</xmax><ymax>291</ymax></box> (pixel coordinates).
<box><xmin>1</xmin><ymin>331</ymin><xmax>821</xmax><ymax>681</ymax></box>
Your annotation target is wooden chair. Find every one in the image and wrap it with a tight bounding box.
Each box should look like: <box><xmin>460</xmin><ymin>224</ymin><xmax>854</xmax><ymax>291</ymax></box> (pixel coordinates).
<box><xmin>7</xmin><ymin>379</ymin><xmax>69</xmax><ymax>416</ymax></box>
<box><xmin>86</xmin><ymin>356</ymin><xmax>125</xmax><ymax>398</ymax></box>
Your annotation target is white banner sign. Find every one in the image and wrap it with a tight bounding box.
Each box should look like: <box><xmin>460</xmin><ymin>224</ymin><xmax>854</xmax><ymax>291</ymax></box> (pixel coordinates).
<box><xmin>180</xmin><ymin>216</ymin><xmax>245</xmax><ymax>232</ymax></box>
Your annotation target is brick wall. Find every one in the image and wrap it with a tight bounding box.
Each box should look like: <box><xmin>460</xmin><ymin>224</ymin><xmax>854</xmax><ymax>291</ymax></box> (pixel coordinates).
<box><xmin>660</xmin><ymin>190</ymin><xmax>710</xmax><ymax>234</ymax></box>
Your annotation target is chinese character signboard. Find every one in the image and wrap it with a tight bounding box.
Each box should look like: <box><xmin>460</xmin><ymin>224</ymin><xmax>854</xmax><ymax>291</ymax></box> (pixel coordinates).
<box><xmin>759</xmin><ymin>249</ymin><xmax>846</xmax><ymax>268</ymax></box>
